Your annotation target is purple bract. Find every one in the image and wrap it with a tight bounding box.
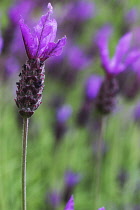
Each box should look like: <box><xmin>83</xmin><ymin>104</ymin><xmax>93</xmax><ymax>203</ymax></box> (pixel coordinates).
<box><xmin>96</xmin><ymin>25</ymin><xmax>140</xmax><ymax>77</ymax></box>
<box><xmin>20</xmin><ymin>3</ymin><xmax>66</xmax><ymax>61</ymax></box>
<box><xmin>85</xmin><ymin>75</ymin><xmax>103</xmax><ymax>100</ymax></box>
<box><xmin>64</xmin><ymin>196</ymin><xmax>74</xmax><ymax>210</ymax></box>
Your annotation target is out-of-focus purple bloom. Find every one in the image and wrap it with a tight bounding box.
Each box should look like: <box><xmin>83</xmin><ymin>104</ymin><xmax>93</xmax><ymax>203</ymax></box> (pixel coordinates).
<box><xmin>20</xmin><ymin>3</ymin><xmax>66</xmax><ymax>61</ymax></box>
<box><xmin>96</xmin><ymin>25</ymin><xmax>140</xmax><ymax>77</ymax></box>
<box><xmin>64</xmin><ymin>196</ymin><xmax>74</xmax><ymax>210</ymax></box>
<box><xmin>64</xmin><ymin>0</ymin><xmax>95</xmax><ymax>22</ymax></box>
<box><xmin>85</xmin><ymin>75</ymin><xmax>103</xmax><ymax>100</ymax></box>
<box><xmin>56</xmin><ymin>105</ymin><xmax>72</xmax><ymax>123</ymax></box>
<box><xmin>68</xmin><ymin>46</ymin><xmax>91</xmax><ymax>70</ymax></box>
<box><xmin>47</xmin><ymin>191</ymin><xmax>61</xmax><ymax>208</ymax></box>
<box><xmin>124</xmin><ymin>8</ymin><xmax>139</xmax><ymax>25</ymax></box>
<box><xmin>64</xmin><ymin>171</ymin><xmax>82</xmax><ymax>187</ymax></box>
<box><xmin>5</xmin><ymin>56</ymin><xmax>20</xmax><ymax>75</ymax></box>
<box><xmin>8</xmin><ymin>0</ymin><xmax>33</xmax><ymax>25</ymax></box>
<box><xmin>0</xmin><ymin>31</ymin><xmax>3</xmax><ymax>53</ymax></box>
<box><xmin>133</xmin><ymin>103</ymin><xmax>140</xmax><ymax>123</ymax></box>
<box><xmin>98</xmin><ymin>208</ymin><xmax>105</xmax><ymax>210</ymax></box>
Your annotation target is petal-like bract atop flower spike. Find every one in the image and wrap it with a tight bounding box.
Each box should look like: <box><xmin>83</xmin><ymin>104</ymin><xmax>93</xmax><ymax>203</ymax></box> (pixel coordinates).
<box><xmin>20</xmin><ymin>3</ymin><xmax>66</xmax><ymax>61</ymax></box>
<box><xmin>64</xmin><ymin>196</ymin><xmax>74</xmax><ymax>210</ymax></box>
<box><xmin>96</xmin><ymin>26</ymin><xmax>140</xmax><ymax>77</ymax></box>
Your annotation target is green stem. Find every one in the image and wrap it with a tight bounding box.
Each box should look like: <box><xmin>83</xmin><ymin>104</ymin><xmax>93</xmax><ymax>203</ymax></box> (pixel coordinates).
<box><xmin>22</xmin><ymin>118</ymin><xmax>29</xmax><ymax>210</ymax></box>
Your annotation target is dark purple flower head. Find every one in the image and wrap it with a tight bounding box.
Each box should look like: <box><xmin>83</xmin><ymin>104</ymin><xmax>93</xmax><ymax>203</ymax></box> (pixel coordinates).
<box><xmin>64</xmin><ymin>196</ymin><xmax>74</xmax><ymax>210</ymax></box>
<box><xmin>85</xmin><ymin>75</ymin><xmax>103</xmax><ymax>100</ymax></box>
<box><xmin>96</xmin><ymin>26</ymin><xmax>140</xmax><ymax>77</ymax></box>
<box><xmin>56</xmin><ymin>105</ymin><xmax>72</xmax><ymax>123</ymax></box>
<box><xmin>64</xmin><ymin>171</ymin><xmax>82</xmax><ymax>187</ymax></box>
<box><xmin>20</xmin><ymin>3</ymin><xmax>66</xmax><ymax>61</ymax></box>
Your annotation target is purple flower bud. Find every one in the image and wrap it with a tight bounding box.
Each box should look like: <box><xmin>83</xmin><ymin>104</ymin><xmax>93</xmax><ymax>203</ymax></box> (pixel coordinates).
<box><xmin>85</xmin><ymin>75</ymin><xmax>103</xmax><ymax>100</ymax></box>
<box><xmin>56</xmin><ymin>105</ymin><xmax>72</xmax><ymax>123</ymax></box>
<box><xmin>64</xmin><ymin>171</ymin><xmax>82</xmax><ymax>187</ymax></box>
<box><xmin>64</xmin><ymin>196</ymin><xmax>74</xmax><ymax>210</ymax></box>
<box><xmin>19</xmin><ymin>3</ymin><xmax>66</xmax><ymax>61</ymax></box>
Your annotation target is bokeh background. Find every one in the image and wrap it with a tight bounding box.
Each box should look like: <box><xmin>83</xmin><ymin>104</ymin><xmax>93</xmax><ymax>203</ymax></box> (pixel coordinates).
<box><xmin>1</xmin><ymin>0</ymin><xmax>140</xmax><ymax>209</ymax></box>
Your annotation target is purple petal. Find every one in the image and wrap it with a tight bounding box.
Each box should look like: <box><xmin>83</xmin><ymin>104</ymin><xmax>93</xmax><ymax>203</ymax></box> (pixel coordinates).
<box><xmin>98</xmin><ymin>208</ymin><xmax>105</xmax><ymax>210</ymax></box>
<box><xmin>124</xmin><ymin>50</ymin><xmax>140</xmax><ymax>66</ymax></box>
<box><xmin>19</xmin><ymin>18</ymin><xmax>35</xmax><ymax>59</ymax></box>
<box><xmin>64</xmin><ymin>196</ymin><xmax>74</xmax><ymax>210</ymax></box>
<box><xmin>33</xmin><ymin>3</ymin><xmax>57</xmax><ymax>58</ymax></box>
<box><xmin>114</xmin><ymin>32</ymin><xmax>132</xmax><ymax>65</ymax></box>
<box><xmin>96</xmin><ymin>25</ymin><xmax>113</xmax><ymax>73</ymax></box>
<box><xmin>85</xmin><ymin>75</ymin><xmax>103</xmax><ymax>99</ymax></box>
<box><xmin>41</xmin><ymin>36</ymin><xmax>66</xmax><ymax>61</ymax></box>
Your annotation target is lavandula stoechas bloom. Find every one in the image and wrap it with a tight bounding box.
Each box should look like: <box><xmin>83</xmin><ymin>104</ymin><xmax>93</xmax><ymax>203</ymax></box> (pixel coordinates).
<box><xmin>96</xmin><ymin>26</ymin><xmax>140</xmax><ymax>114</ymax></box>
<box><xmin>46</xmin><ymin>190</ymin><xmax>61</xmax><ymax>210</ymax></box>
<box><xmin>77</xmin><ymin>75</ymin><xmax>102</xmax><ymax>126</ymax></box>
<box><xmin>54</xmin><ymin>105</ymin><xmax>72</xmax><ymax>141</ymax></box>
<box><xmin>15</xmin><ymin>3</ymin><xmax>66</xmax><ymax>118</ymax></box>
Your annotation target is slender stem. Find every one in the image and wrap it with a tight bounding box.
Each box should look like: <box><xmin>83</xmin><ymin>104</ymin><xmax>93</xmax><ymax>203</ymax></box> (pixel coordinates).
<box><xmin>95</xmin><ymin>117</ymin><xmax>104</xmax><ymax>208</ymax></box>
<box><xmin>22</xmin><ymin>118</ymin><xmax>29</xmax><ymax>210</ymax></box>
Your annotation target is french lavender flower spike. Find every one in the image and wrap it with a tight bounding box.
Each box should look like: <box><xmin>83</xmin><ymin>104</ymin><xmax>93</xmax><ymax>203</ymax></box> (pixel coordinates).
<box><xmin>15</xmin><ymin>2</ymin><xmax>66</xmax><ymax>118</ymax></box>
<box><xmin>64</xmin><ymin>195</ymin><xmax>74</xmax><ymax>210</ymax></box>
<box><xmin>98</xmin><ymin>208</ymin><xmax>105</xmax><ymax>210</ymax></box>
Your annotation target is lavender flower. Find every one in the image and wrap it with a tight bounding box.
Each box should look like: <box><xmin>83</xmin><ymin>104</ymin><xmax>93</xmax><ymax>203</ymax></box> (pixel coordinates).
<box><xmin>64</xmin><ymin>196</ymin><xmax>74</xmax><ymax>210</ymax></box>
<box><xmin>19</xmin><ymin>3</ymin><xmax>66</xmax><ymax>61</ymax></box>
<box><xmin>98</xmin><ymin>208</ymin><xmax>105</xmax><ymax>210</ymax></box>
<box><xmin>0</xmin><ymin>30</ymin><xmax>3</xmax><ymax>53</ymax></box>
<box><xmin>96</xmin><ymin>26</ymin><xmax>140</xmax><ymax>77</ymax></box>
<box><xmin>15</xmin><ymin>3</ymin><xmax>66</xmax><ymax>118</ymax></box>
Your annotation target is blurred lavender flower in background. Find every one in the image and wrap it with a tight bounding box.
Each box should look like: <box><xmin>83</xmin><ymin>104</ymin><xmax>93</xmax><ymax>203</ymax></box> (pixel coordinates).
<box><xmin>56</xmin><ymin>105</ymin><xmax>72</xmax><ymax>123</ymax></box>
<box><xmin>54</xmin><ymin>105</ymin><xmax>72</xmax><ymax>141</ymax></box>
<box><xmin>64</xmin><ymin>0</ymin><xmax>95</xmax><ymax>22</ymax></box>
<box><xmin>46</xmin><ymin>190</ymin><xmax>61</xmax><ymax>210</ymax></box>
<box><xmin>85</xmin><ymin>75</ymin><xmax>103</xmax><ymax>101</ymax></box>
<box><xmin>77</xmin><ymin>75</ymin><xmax>102</xmax><ymax>126</ymax></box>
<box><xmin>64</xmin><ymin>195</ymin><xmax>74</xmax><ymax>210</ymax></box>
<box><xmin>96</xmin><ymin>26</ymin><xmax>140</xmax><ymax>77</ymax></box>
<box><xmin>98</xmin><ymin>208</ymin><xmax>105</xmax><ymax>210</ymax></box>
<box><xmin>62</xmin><ymin>171</ymin><xmax>82</xmax><ymax>203</ymax></box>
<box><xmin>124</xmin><ymin>8</ymin><xmax>139</xmax><ymax>26</ymax></box>
<box><xmin>133</xmin><ymin>103</ymin><xmax>140</xmax><ymax>123</ymax></box>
